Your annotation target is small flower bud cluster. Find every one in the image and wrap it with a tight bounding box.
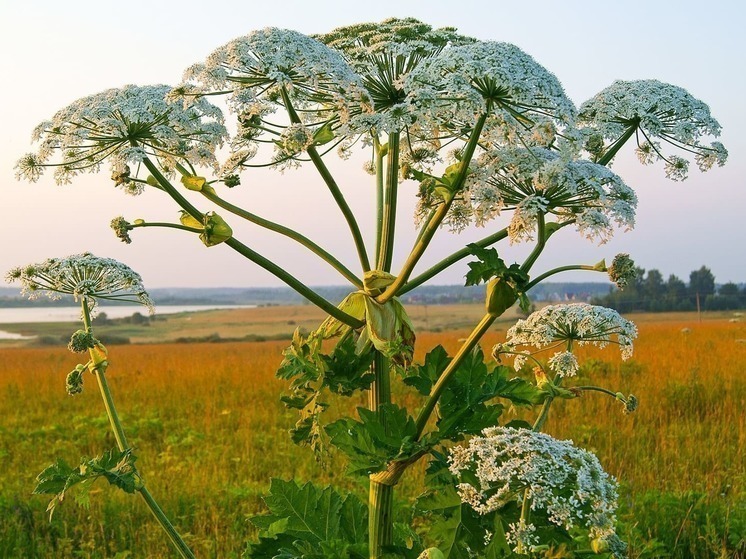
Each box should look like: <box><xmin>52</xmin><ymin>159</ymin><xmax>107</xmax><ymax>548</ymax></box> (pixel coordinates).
<box><xmin>449</xmin><ymin>426</ymin><xmax>622</xmax><ymax>557</ymax></box>
<box><xmin>110</xmin><ymin>217</ymin><xmax>133</xmax><ymax>244</ymax></box>
<box><xmin>66</xmin><ymin>365</ymin><xmax>86</xmax><ymax>395</ymax></box>
<box><xmin>68</xmin><ymin>330</ymin><xmax>96</xmax><ymax>353</ymax></box>
<box><xmin>608</xmin><ymin>253</ymin><xmax>636</xmax><ymax>289</ymax></box>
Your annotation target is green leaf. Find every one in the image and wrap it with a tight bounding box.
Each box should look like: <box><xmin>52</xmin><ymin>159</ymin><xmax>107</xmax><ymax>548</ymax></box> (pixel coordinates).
<box><xmin>416</xmin><ymin>485</ymin><xmax>487</xmax><ymax>559</ymax></box>
<box><xmin>312</xmin><ymin>122</ymin><xmax>335</xmax><ymax>146</ymax></box>
<box><xmin>320</xmin><ymin>335</ymin><xmax>375</xmax><ymax>396</ymax></box>
<box><xmin>433</xmin><ymin>348</ymin><xmax>505</xmax><ymax>442</ymax></box>
<box><xmin>34</xmin><ymin>449</ymin><xmax>139</xmax><ymax>520</ymax></box>
<box><xmin>325</xmin><ymin>404</ymin><xmax>425</xmax><ymax>476</ymax></box>
<box><xmin>464</xmin><ymin>245</ymin><xmax>507</xmax><ymax>286</ymax></box>
<box><xmin>403</xmin><ymin>345</ymin><xmax>451</xmax><ymax>395</ymax></box>
<box><xmin>247</xmin><ymin>480</ymin><xmax>368</xmax><ymax>559</ymax></box>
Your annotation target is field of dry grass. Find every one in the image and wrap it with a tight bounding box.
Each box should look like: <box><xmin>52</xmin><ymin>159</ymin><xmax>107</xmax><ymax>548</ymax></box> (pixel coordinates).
<box><xmin>0</xmin><ymin>306</ymin><xmax>743</xmax><ymax>558</ymax></box>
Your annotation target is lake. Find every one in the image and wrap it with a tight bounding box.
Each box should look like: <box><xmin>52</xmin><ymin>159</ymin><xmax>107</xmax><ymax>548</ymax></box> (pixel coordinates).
<box><xmin>0</xmin><ymin>304</ymin><xmax>255</xmax><ymax>339</ymax></box>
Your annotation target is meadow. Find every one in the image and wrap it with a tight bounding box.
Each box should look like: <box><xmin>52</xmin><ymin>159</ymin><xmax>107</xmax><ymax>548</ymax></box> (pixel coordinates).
<box><xmin>0</xmin><ymin>306</ymin><xmax>743</xmax><ymax>558</ymax></box>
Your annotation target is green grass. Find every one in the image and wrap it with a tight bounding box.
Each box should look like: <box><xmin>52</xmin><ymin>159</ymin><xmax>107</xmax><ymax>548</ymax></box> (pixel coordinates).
<box><xmin>0</xmin><ymin>307</ymin><xmax>743</xmax><ymax>558</ymax></box>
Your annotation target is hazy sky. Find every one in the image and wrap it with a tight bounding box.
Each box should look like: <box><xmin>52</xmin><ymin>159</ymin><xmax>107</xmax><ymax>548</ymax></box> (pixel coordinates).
<box><xmin>1</xmin><ymin>0</ymin><xmax>744</xmax><ymax>290</ymax></box>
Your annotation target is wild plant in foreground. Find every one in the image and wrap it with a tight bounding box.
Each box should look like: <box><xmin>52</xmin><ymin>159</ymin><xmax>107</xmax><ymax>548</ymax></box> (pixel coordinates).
<box><xmin>7</xmin><ymin>254</ymin><xmax>195</xmax><ymax>559</ymax></box>
<box><xmin>14</xmin><ymin>17</ymin><xmax>726</xmax><ymax>558</ymax></box>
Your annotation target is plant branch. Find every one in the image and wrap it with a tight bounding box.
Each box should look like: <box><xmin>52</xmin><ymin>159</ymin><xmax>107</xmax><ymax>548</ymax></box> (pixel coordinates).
<box><xmin>141</xmin><ymin>156</ymin><xmax>363</xmax><ymax>328</ymax></box>
<box><xmin>399</xmin><ymin>227</ymin><xmax>510</xmax><ymax>295</ymax></box>
<box><xmin>224</xmin><ymin>237</ymin><xmax>364</xmax><ymax>328</ymax></box>
<box><xmin>81</xmin><ymin>300</ymin><xmax>196</xmax><ymax>559</ymax></box>
<box><xmin>415</xmin><ymin>313</ymin><xmax>497</xmax><ymax>438</ymax></box>
<box><xmin>279</xmin><ymin>87</ymin><xmax>370</xmax><ymax>272</ymax></box>
<box><xmin>200</xmin><ymin>189</ymin><xmax>362</xmax><ymax>288</ymax></box>
<box><xmin>377</xmin><ymin>114</ymin><xmax>489</xmax><ymax>304</ymax></box>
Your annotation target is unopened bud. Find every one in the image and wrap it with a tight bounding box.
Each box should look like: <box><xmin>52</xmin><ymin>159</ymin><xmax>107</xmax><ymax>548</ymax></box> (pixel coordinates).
<box><xmin>66</xmin><ymin>364</ymin><xmax>86</xmax><ymax>395</ymax></box>
<box><xmin>68</xmin><ymin>330</ymin><xmax>96</xmax><ymax>353</ymax></box>
<box><xmin>485</xmin><ymin>277</ymin><xmax>518</xmax><ymax>317</ymax></box>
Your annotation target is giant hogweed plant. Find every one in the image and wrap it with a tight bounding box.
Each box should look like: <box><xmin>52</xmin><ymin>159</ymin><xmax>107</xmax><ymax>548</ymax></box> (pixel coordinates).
<box><xmin>12</xmin><ymin>18</ymin><xmax>726</xmax><ymax>559</ymax></box>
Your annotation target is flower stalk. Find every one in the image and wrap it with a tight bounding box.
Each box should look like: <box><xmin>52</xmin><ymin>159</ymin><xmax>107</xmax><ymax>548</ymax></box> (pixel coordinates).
<box><xmin>80</xmin><ymin>299</ymin><xmax>196</xmax><ymax>559</ymax></box>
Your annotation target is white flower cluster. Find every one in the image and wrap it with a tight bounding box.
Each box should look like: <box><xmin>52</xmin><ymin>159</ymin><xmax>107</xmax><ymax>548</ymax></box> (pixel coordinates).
<box><xmin>406</xmin><ymin>42</ymin><xmax>576</xmax><ymax>135</ymax></box>
<box><xmin>449</xmin><ymin>427</ymin><xmax>621</xmax><ymax>555</ymax></box>
<box><xmin>504</xmin><ymin>304</ymin><xmax>637</xmax><ymax>375</ymax></box>
<box><xmin>316</xmin><ymin>18</ymin><xmax>473</xmax><ymax>136</ymax></box>
<box><xmin>578</xmin><ymin>79</ymin><xmax>727</xmax><ymax>180</ymax></box>
<box><xmin>439</xmin><ymin>147</ymin><xmax>637</xmax><ymax>243</ymax></box>
<box><xmin>317</xmin><ymin>18</ymin><xmax>472</xmax><ymax>72</ymax></box>
<box><xmin>6</xmin><ymin>253</ymin><xmax>154</xmax><ymax>313</ymax></box>
<box><xmin>15</xmin><ymin>85</ymin><xmax>226</xmax><ymax>188</ymax></box>
<box><xmin>183</xmin><ymin>27</ymin><xmax>372</xmax><ymax>157</ymax></box>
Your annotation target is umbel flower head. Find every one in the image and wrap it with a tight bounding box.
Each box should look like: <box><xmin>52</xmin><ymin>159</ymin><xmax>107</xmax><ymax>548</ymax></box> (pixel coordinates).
<box><xmin>6</xmin><ymin>253</ymin><xmax>154</xmax><ymax>313</ymax></box>
<box><xmin>449</xmin><ymin>426</ymin><xmax>623</xmax><ymax>557</ymax></box>
<box><xmin>15</xmin><ymin>84</ymin><xmax>227</xmax><ymax>189</ymax></box>
<box><xmin>316</xmin><ymin>18</ymin><xmax>474</xmax><ymax>133</ymax></box>
<box><xmin>181</xmin><ymin>27</ymin><xmax>372</xmax><ymax>161</ymax></box>
<box><xmin>498</xmin><ymin>304</ymin><xmax>637</xmax><ymax>376</ymax></box>
<box><xmin>446</xmin><ymin>147</ymin><xmax>637</xmax><ymax>243</ymax></box>
<box><xmin>405</xmin><ymin>41</ymin><xmax>576</xmax><ymax>138</ymax></box>
<box><xmin>578</xmin><ymin>79</ymin><xmax>727</xmax><ymax>180</ymax></box>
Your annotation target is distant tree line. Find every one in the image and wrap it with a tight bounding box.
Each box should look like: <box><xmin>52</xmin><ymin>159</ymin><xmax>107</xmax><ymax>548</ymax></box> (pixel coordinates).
<box><xmin>592</xmin><ymin>266</ymin><xmax>745</xmax><ymax>312</ymax></box>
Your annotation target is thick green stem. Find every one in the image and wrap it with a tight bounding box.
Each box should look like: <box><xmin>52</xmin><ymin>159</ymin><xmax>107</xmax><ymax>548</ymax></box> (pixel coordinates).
<box><xmin>368</xmin><ymin>480</ymin><xmax>394</xmax><ymax>559</ymax></box>
<box><xmin>415</xmin><ymin>313</ymin><xmax>497</xmax><ymax>438</ymax></box>
<box><xmin>377</xmin><ymin>132</ymin><xmax>400</xmax><ymax>272</ymax></box>
<box><xmin>279</xmin><ymin>87</ymin><xmax>370</xmax><ymax>272</ymax></box>
<box><xmin>368</xmin><ymin>351</ymin><xmax>391</xmax><ymax>413</ymax></box>
<box><xmin>224</xmin><ymin>237</ymin><xmax>363</xmax><ymax>329</ymax></box>
<box><xmin>367</xmin><ymin>350</ymin><xmax>394</xmax><ymax>557</ymax></box>
<box><xmin>597</xmin><ymin>124</ymin><xmax>638</xmax><ymax>166</ymax></box>
<box><xmin>200</xmin><ymin>189</ymin><xmax>362</xmax><ymax>288</ymax></box>
<box><xmin>378</xmin><ymin>114</ymin><xmax>489</xmax><ymax>304</ymax></box>
<box><xmin>81</xmin><ymin>301</ymin><xmax>196</xmax><ymax>559</ymax></box>
<box><xmin>141</xmin><ymin>156</ymin><xmax>362</xmax><ymax>328</ymax></box>
<box><xmin>399</xmin><ymin>228</ymin><xmax>509</xmax><ymax>295</ymax></box>
<box><xmin>374</xmin><ymin>140</ymin><xmax>385</xmax><ymax>265</ymax></box>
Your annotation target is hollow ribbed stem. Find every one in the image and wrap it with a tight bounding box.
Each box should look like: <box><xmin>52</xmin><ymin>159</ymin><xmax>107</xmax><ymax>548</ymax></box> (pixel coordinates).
<box><xmin>415</xmin><ymin>313</ymin><xmax>497</xmax><ymax>438</ymax></box>
<box><xmin>368</xmin><ymin>351</ymin><xmax>391</xmax><ymax>413</ymax></box>
<box><xmin>377</xmin><ymin>132</ymin><xmax>400</xmax><ymax>272</ymax></box>
<box><xmin>399</xmin><ymin>228</ymin><xmax>509</xmax><ymax>295</ymax></box>
<box><xmin>81</xmin><ymin>300</ymin><xmax>196</xmax><ymax>559</ymax></box>
<box><xmin>368</xmin><ymin>480</ymin><xmax>394</xmax><ymax>559</ymax></box>
<box><xmin>597</xmin><ymin>123</ymin><xmax>638</xmax><ymax>166</ymax></box>
<box><xmin>200</xmin><ymin>189</ymin><xmax>362</xmax><ymax>288</ymax></box>
<box><xmin>378</xmin><ymin>114</ymin><xmax>488</xmax><ymax>304</ymax></box>
<box><xmin>367</xmin><ymin>349</ymin><xmax>393</xmax><ymax>558</ymax></box>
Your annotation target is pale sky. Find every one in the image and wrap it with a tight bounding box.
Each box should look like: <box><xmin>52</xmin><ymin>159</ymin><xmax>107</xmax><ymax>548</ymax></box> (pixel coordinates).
<box><xmin>1</xmin><ymin>0</ymin><xmax>744</xmax><ymax>290</ymax></box>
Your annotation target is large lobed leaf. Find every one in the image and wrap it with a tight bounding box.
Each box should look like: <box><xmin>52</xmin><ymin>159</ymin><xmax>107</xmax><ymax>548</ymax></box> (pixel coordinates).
<box><xmin>246</xmin><ymin>479</ymin><xmax>368</xmax><ymax>559</ymax></box>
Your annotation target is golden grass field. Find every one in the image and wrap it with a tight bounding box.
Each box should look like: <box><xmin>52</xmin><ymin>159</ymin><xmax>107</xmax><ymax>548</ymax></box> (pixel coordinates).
<box><xmin>0</xmin><ymin>306</ymin><xmax>744</xmax><ymax>558</ymax></box>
